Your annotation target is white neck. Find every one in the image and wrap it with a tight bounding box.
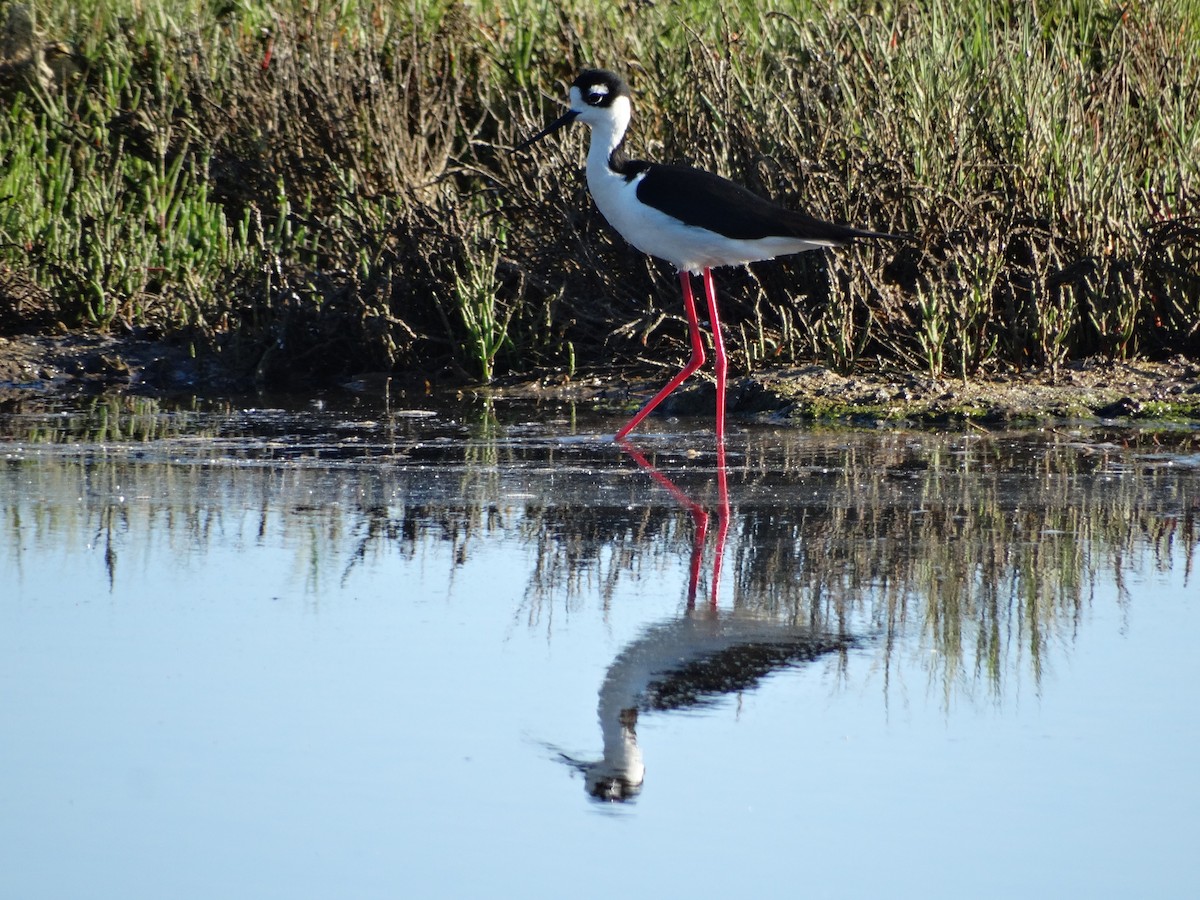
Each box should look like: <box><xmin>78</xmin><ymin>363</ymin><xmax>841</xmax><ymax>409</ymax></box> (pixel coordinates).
<box><xmin>585</xmin><ymin>96</ymin><xmax>632</xmax><ymax>172</ymax></box>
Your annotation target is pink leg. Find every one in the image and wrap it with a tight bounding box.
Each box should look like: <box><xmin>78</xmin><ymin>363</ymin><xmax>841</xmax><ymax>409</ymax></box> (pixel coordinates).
<box><xmin>701</xmin><ymin>267</ymin><xmax>727</xmax><ymax>443</ymax></box>
<box><xmin>615</xmin><ymin>271</ymin><xmax>705</xmax><ymax>441</ymax></box>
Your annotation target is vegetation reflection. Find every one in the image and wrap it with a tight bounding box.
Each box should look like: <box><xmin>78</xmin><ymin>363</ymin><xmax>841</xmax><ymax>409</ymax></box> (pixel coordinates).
<box><xmin>3</xmin><ymin>408</ymin><xmax>1197</xmax><ymax>724</ymax></box>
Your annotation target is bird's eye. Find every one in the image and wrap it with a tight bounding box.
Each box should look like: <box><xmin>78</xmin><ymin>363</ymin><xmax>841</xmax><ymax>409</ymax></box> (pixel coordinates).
<box><xmin>585</xmin><ymin>85</ymin><xmax>609</xmax><ymax>105</ymax></box>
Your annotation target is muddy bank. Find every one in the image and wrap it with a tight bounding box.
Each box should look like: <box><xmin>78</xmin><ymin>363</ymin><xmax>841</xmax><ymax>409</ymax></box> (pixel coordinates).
<box><xmin>2</xmin><ymin>332</ymin><xmax>1199</xmax><ymax>425</ymax></box>
<box><xmin>0</xmin><ymin>333</ymin><xmax>244</xmax><ymax>397</ymax></box>
<box><xmin>483</xmin><ymin>357</ymin><xmax>1200</xmax><ymax>426</ymax></box>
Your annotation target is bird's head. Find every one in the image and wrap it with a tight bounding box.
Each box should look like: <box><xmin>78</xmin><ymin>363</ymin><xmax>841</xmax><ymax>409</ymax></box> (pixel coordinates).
<box><xmin>513</xmin><ymin>69</ymin><xmax>631</xmax><ymax>152</ymax></box>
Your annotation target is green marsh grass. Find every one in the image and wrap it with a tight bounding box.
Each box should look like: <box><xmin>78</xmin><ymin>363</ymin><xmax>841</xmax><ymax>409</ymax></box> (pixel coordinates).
<box><xmin>0</xmin><ymin>0</ymin><xmax>1197</xmax><ymax>384</ymax></box>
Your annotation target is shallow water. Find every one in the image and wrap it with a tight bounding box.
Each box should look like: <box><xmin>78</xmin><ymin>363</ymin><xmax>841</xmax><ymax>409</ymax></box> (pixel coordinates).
<box><xmin>2</xmin><ymin>394</ymin><xmax>1198</xmax><ymax>899</ymax></box>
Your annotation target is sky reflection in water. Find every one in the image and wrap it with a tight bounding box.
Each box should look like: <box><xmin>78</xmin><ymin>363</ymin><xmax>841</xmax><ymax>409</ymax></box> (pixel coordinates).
<box><xmin>1</xmin><ymin>395</ymin><xmax>1198</xmax><ymax>899</ymax></box>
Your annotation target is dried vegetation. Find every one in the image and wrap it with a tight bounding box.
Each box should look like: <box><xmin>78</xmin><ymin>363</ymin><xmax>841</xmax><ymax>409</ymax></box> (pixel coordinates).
<box><xmin>0</xmin><ymin>0</ymin><xmax>1197</xmax><ymax>387</ymax></box>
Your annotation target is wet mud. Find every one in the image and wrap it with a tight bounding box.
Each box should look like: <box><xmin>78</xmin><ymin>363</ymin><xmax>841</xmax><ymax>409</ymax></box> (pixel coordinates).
<box><xmin>2</xmin><ymin>331</ymin><xmax>1199</xmax><ymax>426</ymax></box>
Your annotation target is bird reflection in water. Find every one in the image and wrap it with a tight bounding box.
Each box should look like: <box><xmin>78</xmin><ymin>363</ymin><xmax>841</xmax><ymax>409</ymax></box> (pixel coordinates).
<box><xmin>560</xmin><ymin>437</ymin><xmax>850</xmax><ymax>802</ymax></box>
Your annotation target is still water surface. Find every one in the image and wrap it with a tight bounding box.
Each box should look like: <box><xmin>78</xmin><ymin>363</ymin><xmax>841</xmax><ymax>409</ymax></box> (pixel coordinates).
<box><xmin>2</xmin><ymin>394</ymin><xmax>1198</xmax><ymax>898</ymax></box>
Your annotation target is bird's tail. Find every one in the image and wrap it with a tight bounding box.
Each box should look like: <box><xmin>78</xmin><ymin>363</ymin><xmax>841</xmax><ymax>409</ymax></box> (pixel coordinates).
<box><xmin>785</xmin><ymin>209</ymin><xmax>905</xmax><ymax>245</ymax></box>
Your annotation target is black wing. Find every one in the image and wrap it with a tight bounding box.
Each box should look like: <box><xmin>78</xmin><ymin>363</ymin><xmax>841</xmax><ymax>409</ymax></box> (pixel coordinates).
<box><xmin>631</xmin><ymin>162</ymin><xmax>892</xmax><ymax>243</ymax></box>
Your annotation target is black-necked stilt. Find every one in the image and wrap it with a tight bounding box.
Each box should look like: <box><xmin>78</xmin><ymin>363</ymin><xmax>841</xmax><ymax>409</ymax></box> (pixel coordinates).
<box><xmin>515</xmin><ymin>68</ymin><xmax>900</xmax><ymax>440</ymax></box>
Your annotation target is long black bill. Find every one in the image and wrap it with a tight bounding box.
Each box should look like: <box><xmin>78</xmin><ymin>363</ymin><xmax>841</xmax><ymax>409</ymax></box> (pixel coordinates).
<box><xmin>511</xmin><ymin>109</ymin><xmax>579</xmax><ymax>154</ymax></box>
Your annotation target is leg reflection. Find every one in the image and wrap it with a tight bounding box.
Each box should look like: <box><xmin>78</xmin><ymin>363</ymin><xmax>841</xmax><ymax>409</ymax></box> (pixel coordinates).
<box><xmin>618</xmin><ymin>437</ymin><xmax>729</xmax><ymax>609</ymax></box>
